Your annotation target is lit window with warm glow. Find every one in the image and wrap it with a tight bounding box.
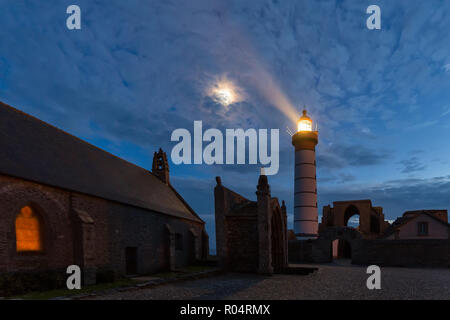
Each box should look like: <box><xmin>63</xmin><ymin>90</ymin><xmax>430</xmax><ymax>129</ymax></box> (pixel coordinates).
<box><xmin>298</xmin><ymin>119</ymin><xmax>312</xmax><ymax>132</ymax></box>
<box><xmin>15</xmin><ymin>206</ymin><xmax>43</xmax><ymax>252</ymax></box>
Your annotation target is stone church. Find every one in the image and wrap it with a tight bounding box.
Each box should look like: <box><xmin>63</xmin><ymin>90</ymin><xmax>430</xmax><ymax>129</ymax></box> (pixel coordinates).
<box><xmin>0</xmin><ymin>101</ymin><xmax>208</xmax><ymax>284</ymax></box>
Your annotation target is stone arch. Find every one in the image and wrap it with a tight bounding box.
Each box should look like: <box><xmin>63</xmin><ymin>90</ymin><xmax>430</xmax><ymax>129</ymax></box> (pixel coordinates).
<box><xmin>0</xmin><ymin>182</ymin><xmax>70</xmax><ymax>272</ymax></box>
<box><xmin>1</xmin><ymin>183</ymin><xmax>66</xmax><ymax>240</ymax></box>
<box><xmin>321</xmin><ymin>200</ymin><xmax>387</xmax><ymax>237</ymax></box>
<box><xmin>344</xmin><ymin>205</ymin><xmax>360</xmax><ymax>227</ymax></box>
<box><xmin>318</xmin><ymin>226</ymin><xmax>362</xmax><ymax>262</ymax></box>
<box><xmin>8</xmin><ymin>200</ymin><xmax>55</xmax><ymax>257</ymax></box>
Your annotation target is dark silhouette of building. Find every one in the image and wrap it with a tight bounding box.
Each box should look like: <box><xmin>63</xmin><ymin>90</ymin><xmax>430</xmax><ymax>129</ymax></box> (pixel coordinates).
<box><xmin>214</xmin><ymin>175</ymin><xmax>288</xmax><ymax>274</ymax></box>
<box><xmin>318</xmin><ymin>200</ymin><xmax>390</xmax><ymax>258</ymax></box>
<box><xmin>320</xmin><ymin>200</ymin><xmax>390</xmax><ymax>239</ymax></box>
<box><xmin>0</xmin><ymin>101</ymin><xmax>208</xmax><ymax>284</ymax></box>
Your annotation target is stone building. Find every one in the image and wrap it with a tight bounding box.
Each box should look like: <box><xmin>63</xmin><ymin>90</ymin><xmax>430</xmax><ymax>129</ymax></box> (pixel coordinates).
<box><xmin>383</xmin><ymin>210</ymin><xmax>449</xmax><ymax>240</ymax></box>
<box><xmin>0</xmin><ymin>101</ymin><xmax>208</xmax><ymax>284</ymax></box>
<box><xmin>289</xmin><ymin>201</ymin><xmax>449</xmax><ymax>267</ymax></box>
<box><xmin>214</xmin><ymin>175</ymin><xmax>288</xmax><ymax>274</ymax></box>
<box><xmin>320</xmin><ymin>200</ymin><xmax>390</xmax><ymax>238</ymax></box>
<box><xmin>318</xmin><ymin>200</ymin><xmax>389</xmax><ymax>259</ymax></box>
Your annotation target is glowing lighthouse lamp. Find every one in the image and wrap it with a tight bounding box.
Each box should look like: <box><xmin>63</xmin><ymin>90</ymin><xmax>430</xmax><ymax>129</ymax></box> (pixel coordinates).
<box><xmin>297</xmin><ymin>111</ymin><xmax>313</xmax><ymax>132</ymax></box>
<box><xmin>292</xmin><ymin>109</ymin><xmax>319</xmax><ymax>239</ymax></box>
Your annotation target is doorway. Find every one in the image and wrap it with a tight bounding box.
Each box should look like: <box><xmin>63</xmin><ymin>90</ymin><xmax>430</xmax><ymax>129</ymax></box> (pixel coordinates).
<box><xmin>331</xmin><ymin>239</ymin><xmax>352</xmax><ymax>259</ymax></box>
<box><xmin>125</xmin><ymin>247</ymin><xmax>138</xmax><ymax>275</ymax></box>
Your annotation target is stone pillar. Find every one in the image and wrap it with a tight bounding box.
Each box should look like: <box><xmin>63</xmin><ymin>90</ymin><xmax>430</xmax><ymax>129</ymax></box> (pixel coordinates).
<box><xmin>256</xmin><ymin>175</ymin><xmax>273</xmax><ymax>275</ymax></box>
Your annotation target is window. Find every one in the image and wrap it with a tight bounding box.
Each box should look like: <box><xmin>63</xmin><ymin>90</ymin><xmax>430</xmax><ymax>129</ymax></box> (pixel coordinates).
<box><xmin>15</xmin><ymin>206</ymin><xmax>43</xmax><ymax>252</ymax></box>
<box><xmin>175</xmin><ymin>233</ymin><xmax>183</xmax><ymax>251</ymax></box>
<box><xmin>417</xmin><ymin>222</ymin><xmax>428</xmax><ymax>236</ymax></box>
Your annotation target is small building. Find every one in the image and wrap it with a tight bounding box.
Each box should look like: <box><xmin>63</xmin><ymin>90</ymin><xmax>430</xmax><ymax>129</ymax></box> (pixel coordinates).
<box><xmin>0</xmin><ymin>101</ymin><xmax>208</xmax><ymax>284</ymax></box>
<box><xmin>214</xmin><ymin>175</ymin><xmax>288</xmax><ymax>274</ymax></box>
<box><xmin>383</xmin><ymin>210</ymin><xmax>449</xmax><ymax>240</ymax></box>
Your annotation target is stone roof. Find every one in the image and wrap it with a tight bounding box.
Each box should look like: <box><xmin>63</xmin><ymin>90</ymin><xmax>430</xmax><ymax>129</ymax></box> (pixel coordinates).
<box><xmin>0</xmin><ymin>101</ymin><xmax>203</xmax><ymax>223</ymax></box>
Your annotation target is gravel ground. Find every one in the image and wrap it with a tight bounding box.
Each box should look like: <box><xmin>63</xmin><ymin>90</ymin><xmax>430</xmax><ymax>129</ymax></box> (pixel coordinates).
<box><xmin>86</xmin><ymin>261</ymin><xmax>450</xmax><ymax>300</ymax></box>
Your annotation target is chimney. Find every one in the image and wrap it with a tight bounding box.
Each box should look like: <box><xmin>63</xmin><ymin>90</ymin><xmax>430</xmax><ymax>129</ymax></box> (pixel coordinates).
<box><xmin>152</xmin><ymin>148</ymin><xmax>170</xmax><ymax>185</ymax></box>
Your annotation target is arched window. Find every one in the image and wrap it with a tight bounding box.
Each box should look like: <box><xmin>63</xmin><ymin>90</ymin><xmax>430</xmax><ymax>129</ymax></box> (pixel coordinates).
<box><xmin>15</xmin><ymin>205</ymin><xmax>43</xmax><ymax>252</ymax></box>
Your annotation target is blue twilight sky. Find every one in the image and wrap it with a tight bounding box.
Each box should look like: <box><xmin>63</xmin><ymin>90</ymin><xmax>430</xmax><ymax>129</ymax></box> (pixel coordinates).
<box><xmin>2</xmin><ymin>0</ymin><xmax>450</xmax><ymax>251</ymax></box>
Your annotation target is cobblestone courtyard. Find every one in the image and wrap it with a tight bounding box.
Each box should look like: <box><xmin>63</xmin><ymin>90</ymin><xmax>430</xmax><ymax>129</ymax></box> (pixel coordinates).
<box><xmin>87</xmin><ymin>261</ymin><xmax>450</xmax><ymax>300</ymax></box>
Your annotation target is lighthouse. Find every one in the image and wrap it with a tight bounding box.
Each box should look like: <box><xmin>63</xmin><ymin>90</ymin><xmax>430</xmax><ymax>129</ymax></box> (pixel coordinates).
<box><xmin>292</xmin><ymin>109</ymin><xmax>318</xmax><ymax>239</ymax></box>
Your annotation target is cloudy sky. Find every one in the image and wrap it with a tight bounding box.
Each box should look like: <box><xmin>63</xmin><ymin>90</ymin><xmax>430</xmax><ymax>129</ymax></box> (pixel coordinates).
<box><xmin>2</xmin><ymin>0</ymin><xmax>450</xmax><ymax>250</ymax></box>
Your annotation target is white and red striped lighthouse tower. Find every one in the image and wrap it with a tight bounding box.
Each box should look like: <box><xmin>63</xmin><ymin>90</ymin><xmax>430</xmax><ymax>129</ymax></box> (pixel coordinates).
<box><xmin>292</xmin><ymin>109</ymin><xmax>318</xmax><ymax>239</ymax></box>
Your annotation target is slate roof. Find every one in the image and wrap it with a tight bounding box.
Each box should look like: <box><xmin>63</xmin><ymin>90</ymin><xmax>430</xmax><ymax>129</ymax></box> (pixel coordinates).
<box><xmin>0</xmin><ymin>101</ymin><xmax>203</xmax><ymax>223</ymax></box>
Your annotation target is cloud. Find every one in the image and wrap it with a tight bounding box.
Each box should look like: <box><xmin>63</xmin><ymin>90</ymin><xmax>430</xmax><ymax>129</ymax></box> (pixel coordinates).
<box><xmin>442</xmin><ymin>106</ymin><xmax>450</xmax><ymax>116</ymax></box>
<box><xmin>398</xmin><ymin>157</ymin><xmax>426</xmax><ymax>174</ymax></box>
<box><xmin>2</xmin><ymin>1</ymin><xmax>450</xmax><ymax>251</ymax></box>
<box><xmin>318</xmin><ymin>175</ymin><xmax>450</xmax><ymax>221</ymax></box>
<box><xmin>317</xmin><ymin>144</ymin><xmax>389</xmax><ymax>169</ymax></box>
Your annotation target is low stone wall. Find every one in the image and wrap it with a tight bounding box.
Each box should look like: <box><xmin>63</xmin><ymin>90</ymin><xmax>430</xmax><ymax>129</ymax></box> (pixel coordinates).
<box><xmin>288</xmin><ymin>240</ymin><xmax>313</xmax><ymax>263</ymax></box>
<box><xmin>289</xmin><ymin>238</ymin><xmax>450</xmax><ymax>267</ymax></box>
<box><xmin>353</xmin><ymin>239</ymin><xmax>450</xmax><ymax>268</ymax></box>
<box><xmin>288</xmin><ymin>239</ymin><xmax>331</xmax><ymax>263</ymax></box>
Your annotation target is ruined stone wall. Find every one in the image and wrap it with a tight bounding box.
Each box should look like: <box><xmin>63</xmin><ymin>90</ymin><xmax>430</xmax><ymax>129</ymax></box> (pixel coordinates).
<box><xmin>226</xmin><ymin>216</ymin><xmax>259</xmax><ymax>272</ymax></box>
